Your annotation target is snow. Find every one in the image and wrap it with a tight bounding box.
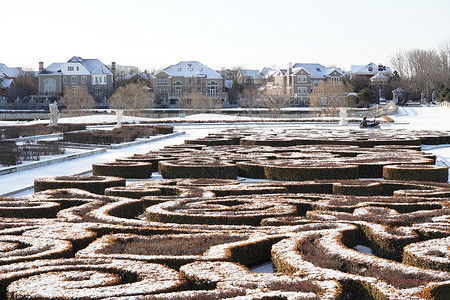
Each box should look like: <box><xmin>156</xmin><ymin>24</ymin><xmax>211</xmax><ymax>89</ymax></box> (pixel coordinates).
<box><xmin>250</xmin><ymin>262</ymin><xmax>274</xmax><ymax>273</ymax></box>
<box><xmin>353</xmin><ymin>245</ymin><xmax>374</xmax><ymax>256</ymax></box>
<box><xmin>1</xmin><ymin>105</ymin><xmax>450</xmax><ymax>196</ymax></box>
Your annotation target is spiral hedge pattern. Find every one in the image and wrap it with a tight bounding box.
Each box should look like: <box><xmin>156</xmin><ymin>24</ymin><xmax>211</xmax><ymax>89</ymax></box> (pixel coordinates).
<box><xmin>2</xmin><ymin>127</ymin><xmax>450</xmax><ymax>299</ymax></box>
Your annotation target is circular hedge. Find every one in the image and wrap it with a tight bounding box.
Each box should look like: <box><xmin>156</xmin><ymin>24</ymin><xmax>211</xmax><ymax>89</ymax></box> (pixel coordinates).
<box><xmin>34</xmin><ymin>175</ymin><xmax>126</xmax><ymax>195</ymax></box>
<box><xmin>158</xmin><ymin>158</ymin><xmax>238</xmax><ymax>179</ymax></box>
<box><xmin>0</xmin><ymin>235</ymin><xmax>72</xmax><ymax>265</ymax></box>
<box><xmin>264</xmin><ymin>161</ymin><xmax>359</xmax><ymax>181</ymax></box>
<box><xmin>146</xmin><ymin>195</ymin><xmax>297</xmax><ymax>226</ymax></box>
<box><xmin>0</xmin><ymin>198</ymin><xmax>60</xmax><ymax>218</ymax></box>
<box><xmin>0</xmin><ymin>258</ymin><xmax>186</xmax><ymax>299</ymax></box>
<box><xmin>383</xmin><ymin>164</ymin><xmax>449</xmax><ymax>182</ymax></box>
<box><xmin>92</xmin><ymin>162</ymin><xmax>153</xmax><ymax>179</ymax></box>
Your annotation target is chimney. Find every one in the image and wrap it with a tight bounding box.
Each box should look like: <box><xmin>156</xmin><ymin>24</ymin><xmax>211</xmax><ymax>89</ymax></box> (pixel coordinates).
<box><xmin>111</xmin><ymin>62</ymin><xmax>116</xmax><ymax>89</ymax></box>
<box><xmin>287</xmin><ymin>62</ymin><xmax>292</xmax><ymax>92</ymax></box>
<box><xmin>39</xmin><ymin>61</ymin><xmax>44</xmax><ymax>72</ymax></box>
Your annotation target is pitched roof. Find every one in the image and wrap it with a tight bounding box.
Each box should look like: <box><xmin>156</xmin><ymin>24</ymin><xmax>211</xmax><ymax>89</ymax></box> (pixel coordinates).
<box><xmin>0</xmin><ymin>64</ymin><xmax>20</xmax><ymax>78</ymax></box>
<box><xmin>349</xmin><ymin>62</ymin><xmax>392</xmax><ymax>76</ymax></box>
<box><xmin>291</xmin><ymin>63</ymin><xmax>343</xmax><ymax>78</ymax></box>
<box><xmin>82</xmin><ymin>59</ymin><xmax>113</xmax><ymax>74</ymax></box>
<box><xmin>39</xmin><ymin>57</ymin><xmax>112</xmax><ymax>75</ymax></box>
<box><xmin>0</xmin><ymin>78</ymin><xmax>14</xmax><ymax>89</ymax></box>
<box><xmin>157</xmin><ymin>61</ymin><xmax>222</xmax><ymax>79</ymax></box>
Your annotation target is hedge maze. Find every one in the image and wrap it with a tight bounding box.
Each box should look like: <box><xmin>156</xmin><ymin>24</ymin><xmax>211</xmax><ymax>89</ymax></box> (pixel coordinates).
<box><xmin>2</xmin><ymin>128</ymin><xmax>450</xmax><ymax>299</ymax></box>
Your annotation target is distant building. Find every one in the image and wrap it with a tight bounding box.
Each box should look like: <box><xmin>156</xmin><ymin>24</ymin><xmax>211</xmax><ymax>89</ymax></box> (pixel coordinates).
<box><xmin>347</xmin><ymin>63</ymin><xmax>393</xmax><ymax>101</ymax></box>
<box><xmin>347</xmin><ymin>62</ymin><xmax>392</xmax><ymax>79</ymax></box>
<box><xmin>0</xmin><ymin>63</ymin><xmax>20</xmax><ymax>98</ymax></box>
<box><xmin>236</xmin><ymin>67</ymin><xmax>274</xmax><ymax>87</ymax></box>
<box><xmin>38</xmin><ymin>56</ymin><xmax>114</xmax><ymax>101</ymax></box>
<box><xmin>268</xmin><ymin>63</ymin><xmax>344</xmax><ymax>106</ymax></box>
<box><xmin>153</xmin><ymin>61</ymin><xmax>227</xmax><ymax>107</ymax></box>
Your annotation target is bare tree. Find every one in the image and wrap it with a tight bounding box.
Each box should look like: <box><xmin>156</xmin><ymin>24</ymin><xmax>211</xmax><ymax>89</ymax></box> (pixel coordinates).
<box><xmin>309</xmin><ymin>81</ymin><xmax>350</xmax><ymax>116</ymax></box>
<box><xmin>180</xmin><ymin>91</ymin><xmax>221</xmax><ymax>114</ymax></box>
<box><xmin>260</xmin><ymin>90</ymin><xmax>290</xmax><ymax>118</ymax></box>
<box><xmin>61</xmin><ymin>86</ymin><xmax>96</xmax><ymax>116</ymax></box>
<box><xmin>15</xmin><ymin>69</ymin><xmax>38</xmax><ymax>98</ymax></box>
<box><xmin>240</xmin><ymin>88</ymin><xmax>262</xmax><ymax>114</ymax></box>
<box><xmin>391</xmin><ymin>42</ymin><xmax>450</xmax><ymax>101</ymax></box>
<box><xmin>109</xmin><ymin>82</ymin><xmax>154</xmax><ymax>115</ymax></box>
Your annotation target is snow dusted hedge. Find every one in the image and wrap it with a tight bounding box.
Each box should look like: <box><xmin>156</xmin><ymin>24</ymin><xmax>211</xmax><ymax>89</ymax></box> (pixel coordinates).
<box><xmin>116</xmin><ymin>154</ymin><xmax>172</xmax><ymax>172</ymax></box>
<box><xmin>0</xmin><ymin>235</ymin><xmax>72</xmax><ymax>265</ymax></box>
<box><xmin>0</xmin><ymin>258</ymin><xmax>186</xmax><ymax>299</ymax></box>
<box><xmin>34</xmin><ymin>175</ymin><xmax>126</xmax><ymax>195</ymax></box>
<box><xmin>76</xmin><ymin>232</ymin><xmax>281</xmax><ymax>270</ymax></box>
<box><xmin>383</xmin><ymin>164</ymin><xmax>449</xmax><ymax>182</ymax></box>
<box><xmin>179</xmin><ymin>261</ymin><xmax>342</xmax><ymax>300</ymax></box>
<box><xmin>271</xmin><ymin>223</ymin><xmax>450</xmax><ymax>299</ymax></box>
<box><xmin>158</xmin><ymin>158</ymin><xmax>238</xmax><ymax>179</ymax></box>
<box><xmin>92</xmin><ymin>162</ymin><xmax>153</xmax><ymax>179</ymax></box>
<box><xmin>0</xmin><ymin>197</ymin><xmax>60</xmax><ymax>218</ymax></box>
<box><xmin>146</xmin><ymin>195</ymin><xmax>298</xmax><ymax>226</ymax></box>
<box><xmin>403</xmin><ymin>236</ymin><xmax>450</xmax><ymax>272</ymax></box>
<box><xmin>264</xmin><ymin>161</ymin><xmax>359</xmax><ymax>181</ymax></box>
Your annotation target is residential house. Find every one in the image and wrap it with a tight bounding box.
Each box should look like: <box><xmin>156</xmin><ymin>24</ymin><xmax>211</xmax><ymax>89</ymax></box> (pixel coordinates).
<box><xmin>0</xmin><ymin>63</ymin><xmax>20</xmax><ymax>98</ymax></box>
<box><xmin>268</xmin><ymin>63</ymin><xmax>345</xmax><ymax>106</ymax></box>
<box><xmin>236</xmin><ymin>67</ymin><xmax>273</xmax><ymax>87</ymax></box>
<box><xmin>347</xmin><ymin>62</ymin><xmax>392</xmax><ymax>79</ymax></box>
<box><xmin>347</xmin><ymin>62</ymin><xmax>393</xmax><ymax>101</ymax></box>
<box><xmin>38</xmin><ymin>56</ymin><xmax>114</xmax><ymax>101</ymax></box>
<box><xmin>153</xmin><ymin>61</ymin><xmax>227</xmax><ymax>107</ymax></box>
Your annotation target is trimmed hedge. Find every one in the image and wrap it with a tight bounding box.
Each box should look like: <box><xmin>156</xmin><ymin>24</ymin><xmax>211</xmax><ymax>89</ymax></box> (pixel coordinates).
<box><xmin>159</xmin><ymin>158</ymin><xmax>238</xmax><ymax>179</ymax></box>
<box><xmin>92</xmin><ymin>162</ymin><xmax>153</xmax><ymax>179</ymax></box>
<box><xmin>383</xmin><ymin>164</ymin><xmax>449</xmax><ymax>182</ymax></box>
<box><xmin>146</xmin><ymin>195</ymin><xmax>298</xmax><ymax>226</ymax></box>
<box><xmin>264</xmin><ymin>161</ymin><xmax>359</xmax><ymax>181</ymax></box>
<box><xmin>0</xmin><ymin>258</ymin><xmax>186</xmax><ymax>299</ymax></box>
<box><xmin>34</xmin><ymin>175</ymin><xmax>126</xmax><ymax>195</ymax></box>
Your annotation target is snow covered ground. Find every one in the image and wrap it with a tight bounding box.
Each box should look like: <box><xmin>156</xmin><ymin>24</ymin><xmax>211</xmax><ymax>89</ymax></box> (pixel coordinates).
<box><xmin>1</xmin><ymin>105</ymin><xmax>449</xmax><ymax>196</ymax></box>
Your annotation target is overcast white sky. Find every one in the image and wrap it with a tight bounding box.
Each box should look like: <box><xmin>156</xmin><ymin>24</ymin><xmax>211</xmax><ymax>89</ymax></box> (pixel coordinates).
<box><xmin>1</xmin><ymin>0</ymin><xmax>449</xmax><ymax>72</ymax></box>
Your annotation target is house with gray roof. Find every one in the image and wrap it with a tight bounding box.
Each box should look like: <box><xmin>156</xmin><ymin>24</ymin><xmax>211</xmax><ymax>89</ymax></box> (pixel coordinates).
<box><xmin>0</xmin><ymin>63</ymin><xmax>21</xmax><ymax>98</ymax></box>
<box><xmin>38</xmin><ymin>56</ymin><xmax>114</xmax><ymax>101</ymax></box>
<box><xmin>347</xmin><ymin>62</ymin><xmax>392</xmax><ymax>79</ymax></box>
<box><xmin>236</xmin><ymin>67</ymin><xmax>274</xmax><ymax>87</ymax></box>
<box><xmin>153</xmin><ymin>61</ymin><xmax>227</xmax><ymax>107</ymax></box>
<box><xmin>268</xmin><ymin>63</ymin><xmax>345</xmax><ymax>106</ymax></box>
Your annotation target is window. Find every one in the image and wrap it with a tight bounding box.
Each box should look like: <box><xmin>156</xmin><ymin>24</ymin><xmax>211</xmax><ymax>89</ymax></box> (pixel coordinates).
<box><xmin>199</xmin><ymin>68</ymin><xmax>203</xmax><ymax>71</ymax></box>
<box><xmin>44</xmin><ymin>79</ymin><xmax>56</xmax><ymax>94</ymax></box>
<box><xmin>316</xmin><ymin>68</ymin><xmax>321</xmax><ymax>72</ymax></box>
<box><xmin>330</xmin><ymin>77</ymin><xmax>340</xmax><ymax>82</ymax></box>
<box><xmin>207</xmin><ymin>81</ymin><xmax>218</xmax><ymax>96</ymax></box>
<box><xmin>297</xmin><ymin>87</ymin><xmax>307</xmax><ymax>94</ymax></box>
<box><xmin>68</xmin><ymin>66</ymin><xmax>74</xmax><ymax>71</ymax></box>
<box><xmin>297</xmin><ymin>75</ymin><xmax>307</xmax><ymax>83</ymax></box>
<box><xmin>157</xmin><ymin>77</ymin><xmax>167</xmax><ymax>85</ymax></box>
<box><xmin>63</xmin><ymin>77</ymin><xmax>67</xmax><ymax>84</ymax></box>
<box><xmin>196</xmin><ymin>77</ymin><xmax>202</xmax><ymax>84</ymax></box>
<box><xmin>95</xmin><ymin>86</ymin><xmax>103</xmax><ymax>95</ymax></box>
<box><xmin>71</xmin><ymin>76</ymin><xmax>77</xmax><ymax>84</ymax></box>
<box><xmin>173</xmin><ymin>81</ymin><xmax>183</xmax><ymax>94</ymax></box>
<box><xmin>99</xmin><ymin>77</ymin><xmax>102</xmax><ymax>83</ymax></box>
<box><xmin>157</xmin><ymin>87</ymin><xmax>168</xmax><ymax>95</ymax></box>
<box><xmin>81</xmin><ymin>76</ymin><xmax>87</xmax><ymax>84</ymax></box>
<box><xmin>76</xmin><ymin>66</ymin><xmax>79</xmax><ymax>71</ymax></box>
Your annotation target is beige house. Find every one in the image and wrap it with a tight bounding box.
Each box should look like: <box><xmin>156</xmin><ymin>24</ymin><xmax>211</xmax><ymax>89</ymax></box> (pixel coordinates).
<box><xmin>153</xmin><ymin>61</ymin><xmax>227</xmax><ymax>108</ymax></box>
<box><xmin>267</xmin><ymin>63</ymin><xmax>344</xmax><ymax>106</ymax></box>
